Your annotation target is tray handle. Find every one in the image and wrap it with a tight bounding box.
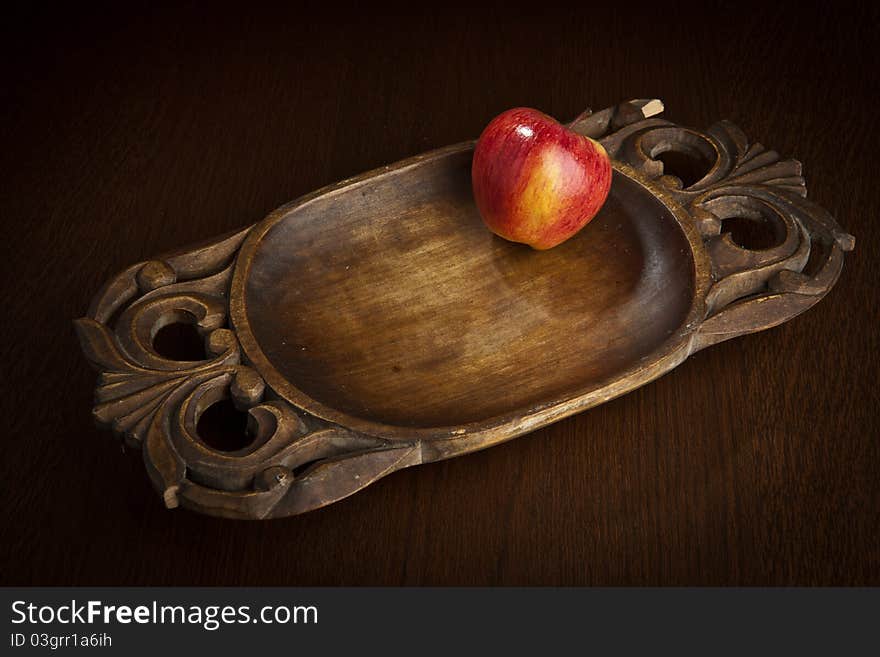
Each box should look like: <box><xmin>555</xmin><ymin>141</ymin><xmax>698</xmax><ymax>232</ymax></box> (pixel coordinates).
<box><xmin>690</xmin><ymin>189</ymin><xmax>854</xmax><ymax>350</ymax></box>
<box><xmin>578</xmin><ymin>100</ymin><xmax>855</xmax><ymax>351</ymax></box>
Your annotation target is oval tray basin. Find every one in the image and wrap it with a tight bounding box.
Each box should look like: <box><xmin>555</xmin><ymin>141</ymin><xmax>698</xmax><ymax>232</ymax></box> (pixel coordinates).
<box><xmin>238</xmin><ymin>146</ymin><xmax>695</xmax><ymax>430</ymax></box>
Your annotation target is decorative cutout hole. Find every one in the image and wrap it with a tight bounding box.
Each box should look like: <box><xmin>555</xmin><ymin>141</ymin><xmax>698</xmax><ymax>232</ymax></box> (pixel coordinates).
<box><xmin>656</xmin><ymin>149</ymin><xmax>714</xmax><ymax>188</ymax></box>
<box><xmin>196</xmin><ymin>399</ymin><xmax>253</xmax><ymax>452</ymax></box>
<box><xmin>721</xmin><ymin>216</ymin><xmax>784</xmax><ymax>251</ymax></box>
<box><xmin>153</xmin><ymin>321</ymin><xmax>206</xmax><ymax>361</ymax></box>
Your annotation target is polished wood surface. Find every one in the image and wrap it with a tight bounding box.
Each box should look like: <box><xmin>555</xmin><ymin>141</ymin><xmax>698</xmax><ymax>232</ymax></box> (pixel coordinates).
<box><xmin>244</xmin><ymin>151</ymin><xmax>695</xmax><ymax>428</ymax></box>
<box><xmin>1</xmin><ymin>3</ymin><xmax>877</xmax><ymax>583</ymax></box>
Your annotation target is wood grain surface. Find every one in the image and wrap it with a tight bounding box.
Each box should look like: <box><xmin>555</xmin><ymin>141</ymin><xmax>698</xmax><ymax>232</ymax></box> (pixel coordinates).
<box><xmin>242</xmin><ymin>153</ymin><xmax>695</xmax><ymax>429</ymax></box>
<box><xmin>1</xmin><ymin>2</ymin><xmax>877</xmax><ymax>585</ymax></box>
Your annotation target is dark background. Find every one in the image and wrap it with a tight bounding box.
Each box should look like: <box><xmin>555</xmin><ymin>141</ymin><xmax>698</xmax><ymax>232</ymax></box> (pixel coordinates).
<box><xmin>1</xmin><ymin>1</ymin><xmax>877</xmax><ymax>585</ymax></box>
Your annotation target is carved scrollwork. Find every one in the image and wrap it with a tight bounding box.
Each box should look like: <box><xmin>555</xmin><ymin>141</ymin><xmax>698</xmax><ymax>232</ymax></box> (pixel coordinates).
<box><xmin>74</xmin><ymin>228</ymin><xmax>419</xmax><ymax>518</ymax></box>
<box><xmin>580</xmin><ymin>103</ymin><xmax>855</xmax><ymax>350</ymax></box>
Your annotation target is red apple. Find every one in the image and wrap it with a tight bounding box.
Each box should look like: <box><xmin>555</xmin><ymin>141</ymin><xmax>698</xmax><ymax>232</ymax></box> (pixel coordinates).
<box><xmin>471</xmin><ymin>107</ymin><xmax>612</xmax><ymax>250</ymax></box>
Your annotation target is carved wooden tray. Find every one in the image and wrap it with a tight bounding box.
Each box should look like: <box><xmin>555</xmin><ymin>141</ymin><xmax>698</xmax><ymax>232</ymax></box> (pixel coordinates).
<box><xmin>75</xmin><ymin>100</ymin><xmax>854</xmax><ymax>519</ymax></box>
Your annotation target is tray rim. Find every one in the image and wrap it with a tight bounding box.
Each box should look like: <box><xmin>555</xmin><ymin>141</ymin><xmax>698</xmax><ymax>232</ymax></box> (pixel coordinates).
<box><xmin>228</xmin><ymin>143</ymin><xmax>713</xmax><ymax>446</ymax></box>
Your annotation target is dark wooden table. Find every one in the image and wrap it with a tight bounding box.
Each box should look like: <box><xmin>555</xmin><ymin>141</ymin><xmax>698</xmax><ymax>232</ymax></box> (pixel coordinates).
<box><xmin>2</xmin><ymin>3</ymin><xmax>877</xmax><ymax>586</ymax></box>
